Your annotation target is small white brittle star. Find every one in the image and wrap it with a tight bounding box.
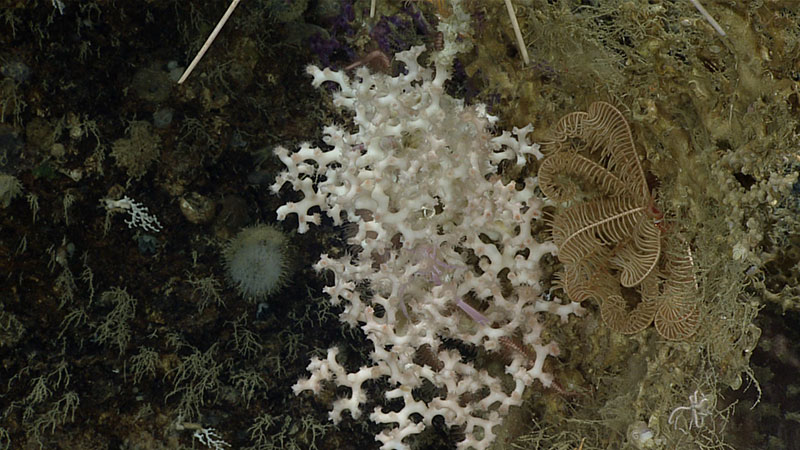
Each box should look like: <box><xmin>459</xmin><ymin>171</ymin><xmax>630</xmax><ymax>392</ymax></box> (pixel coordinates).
<box><xmin>668</xmin><ymin>389</ymin><xmax>712</xmax><ymax>431</ymax></box>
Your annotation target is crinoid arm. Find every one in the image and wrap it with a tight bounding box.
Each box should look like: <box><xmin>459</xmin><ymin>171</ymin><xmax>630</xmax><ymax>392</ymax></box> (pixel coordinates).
<box><xmin>552</xmin><ymin>196</ymin><xmax>660</xmax><ymax>280</ymax></box>
<box><xmin>610</xmin><ymin>216</ymin><xmax>662</xmax><ymax>288</ymax></box>
<box><xmin>538</xmin><ymin>151</ymin><xmax>627</xmax><ymax>202</ymax></box>
<box><xmin>600</xmin><ymin>293</ymin><xmax>658</xmax><ymax>335</ymax></box>
<box><xmin>541</xmin><ymin>102</ymin><xmax>650</xmax><ymax>202</ymax></box>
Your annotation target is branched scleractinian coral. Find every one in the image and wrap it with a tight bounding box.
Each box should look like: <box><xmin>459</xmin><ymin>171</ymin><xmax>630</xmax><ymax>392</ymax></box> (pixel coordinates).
<box><xmin>271</xmin><ymin>45</ymin><xmax>584</xmax><ymax>450</ymax></box>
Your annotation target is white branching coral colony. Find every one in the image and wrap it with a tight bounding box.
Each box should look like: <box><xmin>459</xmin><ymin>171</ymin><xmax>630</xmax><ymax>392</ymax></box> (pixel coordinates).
<box><xmin>271</xmin><ymin>45</ymin><xmax>584</xmax><ymax>450</ymax></box>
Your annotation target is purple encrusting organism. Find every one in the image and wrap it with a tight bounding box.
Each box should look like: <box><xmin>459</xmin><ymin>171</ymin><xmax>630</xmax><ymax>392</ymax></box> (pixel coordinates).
<box><xmin>310</xmin><ymin>0</ymin><xmax>435</xmax><ymax>71</ymax></box>
<box><xmin>370</xmin><ymin>15</ymin><xmax>411</xmax><ymax>54</ymax></box>
<box><xmin>403</xmin><ymin>3</ymin><xmax>431</xmax><ymax>36</ymax></box>
<box><xmin>308</xmin><ymin>34</ymin><xmax>345</xmax><ymax>68</ymax></box>
<box><xmin>307</xmin><ymin>0</ymin><xmax>357</xmax><ymax>68</ymax></box>
<box><xmin>369</xmin><ymin>5</ymin><xmax>431</xmax><ymax>55</ymax></box>
<box><xmin>335</xmin><ymin>0</ymin><xmax>356</xmax><ymax>34</ymax></box>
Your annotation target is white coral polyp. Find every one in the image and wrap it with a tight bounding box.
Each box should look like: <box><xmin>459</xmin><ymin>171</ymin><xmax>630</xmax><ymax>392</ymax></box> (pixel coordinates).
<box><xmin>273</xmin><ymin>45</ymin><xmax>583</xmax><ymax>450</ymax></box>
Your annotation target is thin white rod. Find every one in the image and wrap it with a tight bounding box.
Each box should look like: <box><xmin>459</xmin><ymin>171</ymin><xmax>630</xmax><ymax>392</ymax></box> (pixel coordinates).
<box><xmin>503</xmin><ymin>0</ymin><xmax>529</xmax><ymax>65</ymax></box>
<box><xmin>689</xmin><ymin>0</ymin><xmax>726</xmax><ymax>37</ymax></box>
<box><xmin>178</xmin><ymin>0</ymin><xmax>242</xmax><ymax>84</ymax></box>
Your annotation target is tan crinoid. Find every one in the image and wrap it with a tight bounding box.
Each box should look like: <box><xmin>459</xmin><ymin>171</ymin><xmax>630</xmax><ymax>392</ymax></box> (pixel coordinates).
<box><xmin>539</xmin><ymin>102</ymin><xmax>699</xmax><ymax>340</ymax></box>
